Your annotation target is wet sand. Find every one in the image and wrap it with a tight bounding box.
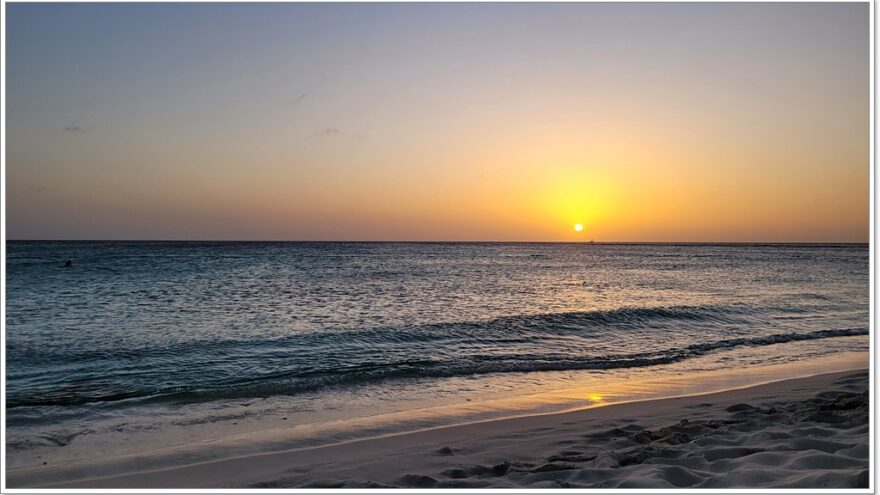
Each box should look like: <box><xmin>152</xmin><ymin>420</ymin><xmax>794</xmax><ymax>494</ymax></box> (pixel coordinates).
<box><xmin>19</xmin><ymin>369</ymin><xmax>869</xmax><ymax>489</ymax></box>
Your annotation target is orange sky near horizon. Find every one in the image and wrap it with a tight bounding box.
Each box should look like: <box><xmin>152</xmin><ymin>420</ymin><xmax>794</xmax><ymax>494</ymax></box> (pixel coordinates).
<box><xmin>5</xmin><ymin>3</ymin><xmax>870</xmax><ymax>242</ymax></box>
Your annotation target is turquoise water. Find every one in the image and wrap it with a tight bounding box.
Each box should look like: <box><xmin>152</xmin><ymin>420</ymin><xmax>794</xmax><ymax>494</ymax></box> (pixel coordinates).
<box><xmin>5</xmin><ymin>242</ymin><xmax>869</xmax><ymax>473</ymax></box>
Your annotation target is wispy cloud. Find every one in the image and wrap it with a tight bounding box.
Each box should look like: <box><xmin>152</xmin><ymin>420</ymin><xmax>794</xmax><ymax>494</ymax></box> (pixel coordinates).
<box><xmin>289</xmin><ymin>92</ymin><xmax>308</xmax><ymax>106</ymax></box>
<box><xmin>62</xmin><ymin>125</ymin><xmax>87</xmax><ymax>133</ymax></box>
<box><xmin>317</xmin><ymin>128</ymin><xmax>341</xmax><ymax>136</ymax></box>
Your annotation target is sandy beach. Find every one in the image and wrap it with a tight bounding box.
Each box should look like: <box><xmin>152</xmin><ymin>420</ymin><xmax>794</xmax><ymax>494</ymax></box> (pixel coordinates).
<box><xmin>17</xmin><ymin>369</ymin><xmax>868</xmax><ymax>489</ymax></box>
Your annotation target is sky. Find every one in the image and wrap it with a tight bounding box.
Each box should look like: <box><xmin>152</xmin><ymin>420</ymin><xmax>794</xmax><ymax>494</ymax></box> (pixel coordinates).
<box><xmin>5</xmin><ymin>2</ymin><xmax>870</xmax><ymax>242</ymax></box>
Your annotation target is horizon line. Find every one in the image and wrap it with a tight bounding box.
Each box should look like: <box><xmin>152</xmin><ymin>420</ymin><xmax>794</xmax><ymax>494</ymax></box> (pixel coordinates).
<box><xmin>4</xmin><ymin>239</ymin><xmax>870</xmax><ymax>245</ymax></box>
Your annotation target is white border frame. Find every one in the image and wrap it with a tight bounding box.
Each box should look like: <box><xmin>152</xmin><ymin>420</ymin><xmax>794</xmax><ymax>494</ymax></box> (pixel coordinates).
<box><xmin>0</xmin><ymin>0</ymin><xmax>875</xmax><ymax>493</ymax></box>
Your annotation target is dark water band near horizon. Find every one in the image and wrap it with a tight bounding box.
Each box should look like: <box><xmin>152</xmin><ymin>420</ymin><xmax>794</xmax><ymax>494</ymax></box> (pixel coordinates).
<box><xmin>4</xmin><ymin>242</ymin><xmax>869</xmax><ymax>478</ymax></box>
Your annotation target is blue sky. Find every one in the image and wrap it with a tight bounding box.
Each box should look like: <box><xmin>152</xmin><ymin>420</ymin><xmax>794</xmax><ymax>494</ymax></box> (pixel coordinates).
<box><xmin>5</xmin><ymin>3</ymin><xmax>870</xmax><ymax>241</ymax></box>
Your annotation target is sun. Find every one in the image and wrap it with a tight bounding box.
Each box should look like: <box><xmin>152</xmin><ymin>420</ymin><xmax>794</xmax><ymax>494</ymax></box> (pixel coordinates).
<box><xmin>574</xmin><ymin>223</ymin><xmax>584</xmax><ymax>232</ymax></box>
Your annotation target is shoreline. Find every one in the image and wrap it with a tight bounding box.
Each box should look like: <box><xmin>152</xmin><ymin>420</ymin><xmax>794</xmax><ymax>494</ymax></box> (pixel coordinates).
<box><xmin>16</xmin><ymin>367</ymin><xmax>870</xmax><ymax>489</ymax></box>
<box><xmin>6</xmin><ymin>349</ymin><xmax>868</xmax><ymax>480</ymax></box>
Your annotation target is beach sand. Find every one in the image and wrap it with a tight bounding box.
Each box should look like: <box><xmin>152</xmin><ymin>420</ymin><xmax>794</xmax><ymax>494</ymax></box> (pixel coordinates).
<box><xmin>23</xmin><ymin>369</ymin><xmax>869</xmax><ymax>489</ymax></box>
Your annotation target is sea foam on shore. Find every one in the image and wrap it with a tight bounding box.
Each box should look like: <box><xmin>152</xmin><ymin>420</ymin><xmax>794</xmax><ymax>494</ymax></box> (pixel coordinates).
<box><xmin>26</xmin><ymin>369</ymin><xmax>868</xmax><ymax>489</ymax></box>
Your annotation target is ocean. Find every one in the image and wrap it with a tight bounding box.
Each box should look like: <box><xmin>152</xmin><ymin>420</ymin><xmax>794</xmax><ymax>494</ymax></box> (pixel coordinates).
<box><xmin>4</xmin><ymin>242</ymin><xmax>870</xmax><ymax>478</ymax></box>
